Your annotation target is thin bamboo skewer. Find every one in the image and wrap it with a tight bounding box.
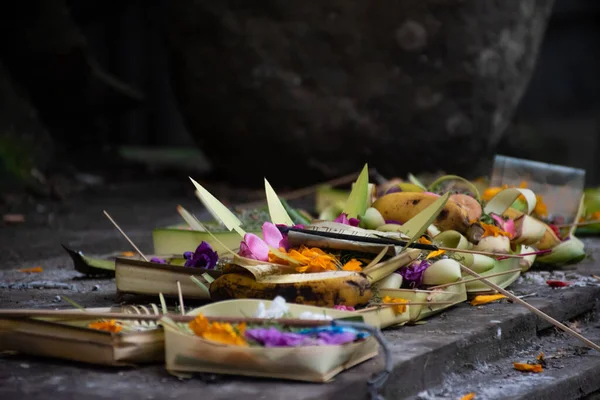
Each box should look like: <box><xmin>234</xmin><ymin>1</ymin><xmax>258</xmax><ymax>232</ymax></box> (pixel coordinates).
<box><xmin>177</xmin><ymin>281</ymin><xmax>185</xmax><ymax>315</ymax></box>
<box><xmin>429</xmin><ymin>268</ymin><xmax>522</xmax><ymax>290</ymax></box>
<box><xmin>459</xmin><ymin>265</ymin><xmax>600</xmax><ymax>352</ymax></box>
<box><xmin>370</xmin><ymin>301</ymin><xmax>455</xmax><ymax>308</ymax></box>
<box><xmin>555</xmin><ymin>220</ymin><xmax>600</xmax><ymax>228</ymax></box>
<box><xmin>0</xmin><ymin>310</ymin><xmax>334</xmax><ymax>326</ymax></box>
<box><xmin>438</xmin><ymin>247</ymin><xmax>550</xmax><ymax>259</ymax></box>
<box><xmin>103</xmin><ymin>210</ymin><xmax>149</xmax><ymax>262</ymax></box>
<box><xmin>236</xmin><ymin>170</ymin><xmax>362</xmax><ymax>209</ymax></box>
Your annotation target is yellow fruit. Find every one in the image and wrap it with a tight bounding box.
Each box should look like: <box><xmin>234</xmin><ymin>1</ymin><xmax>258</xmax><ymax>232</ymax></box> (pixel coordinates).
<box><xmin>209</xmin><ymin>270</ymin><xmax>372</xmax><ymax>308</ymax></box>
<box><xmin>372</xmin><ymin>192</ymin><xmax>471</xmax><ymax>234</ymax></box>
<box><xmin>450</xmin><ymin>193</ymin><xmax>482</xmax><ymax>222</ymax></box>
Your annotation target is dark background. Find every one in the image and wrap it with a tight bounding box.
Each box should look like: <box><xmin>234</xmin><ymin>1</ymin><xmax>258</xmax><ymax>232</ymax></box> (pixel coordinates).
<box><xmin>0</xmin><ymin>0</ymin><xmax>599</xmax><ymax>196</ymax></box>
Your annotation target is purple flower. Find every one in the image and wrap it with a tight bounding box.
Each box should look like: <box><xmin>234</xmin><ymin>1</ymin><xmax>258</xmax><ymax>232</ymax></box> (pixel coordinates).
<box><xmin>150</xmin><ymin>257</ymin><xmax>167</xmax><ymax>264</ymax></box>
<box><xmin>385</xmin><ymin>219</ymin><xmax>403</xmax><ymax>225</ymax></box>
<box><xmin>334</xmin><ymin>213</ymin><xmax>360</xmax><ymax>227</ymax></box>
<box><xmin>246</xmin><ymin>326</ymin><xmax>361</xmax><ymax>347</ymax></box>
<box><xmin>317</xmin><ymin>331</ymin><xmax>357</xmax><ymax>345</ymax></box>
<box><xmin>184</xmin><ymin>241</ymin><xmax>218</xmax><ymax>269</ymax></box>
<box><xmin>397</xmin><ymin>260</ymin><xmax>431</xmax><ymax>288</ymax></box>
<box><xmin>246</xmin><ymin>328</ymin><xmax>312</xmax><ymax>347</ymax></box>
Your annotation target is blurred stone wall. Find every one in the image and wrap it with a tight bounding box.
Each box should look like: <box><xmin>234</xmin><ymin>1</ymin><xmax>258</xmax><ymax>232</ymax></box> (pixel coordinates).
<box><xmin>499</xmin><ymin>0</ymin><xmax>600</xmax><ymax>184</ymax></box>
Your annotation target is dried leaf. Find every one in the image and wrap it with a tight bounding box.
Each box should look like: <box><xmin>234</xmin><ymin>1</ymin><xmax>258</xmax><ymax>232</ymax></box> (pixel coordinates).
<box><xmin>264</xmin><ymin>179</ymin><xmax>294</xmax><ymax>226</ymax></box>
<box><xmin>470</xmin><ymin>294</ymin><xmax>507</xmax><ymax>306</ymax></box>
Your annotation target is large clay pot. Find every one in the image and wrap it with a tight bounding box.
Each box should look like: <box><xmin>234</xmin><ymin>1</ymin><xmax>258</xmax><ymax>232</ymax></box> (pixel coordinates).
<box><xmin>167</xmin><ymin>0</ymin><xmax>556</xmax><ymax>186</ymax></box>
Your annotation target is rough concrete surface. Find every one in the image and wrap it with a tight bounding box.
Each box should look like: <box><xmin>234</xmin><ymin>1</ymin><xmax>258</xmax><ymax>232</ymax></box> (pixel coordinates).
<box><xmin>1</xmin><ymin>179</ymin><xmax>600</xmax><ymax>400</ymax></box>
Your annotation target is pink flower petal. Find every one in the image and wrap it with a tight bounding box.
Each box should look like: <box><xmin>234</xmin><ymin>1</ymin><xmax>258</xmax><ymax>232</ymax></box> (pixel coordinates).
<box><xmin>491</xmin><ymin>214</ymin><xmax>505</xmax><ymax>227</ymax></box>
<box><xmin>262</xmin><ymin>222</ymin><xmax>289</xmax><ymax>251</ymax></box>
<box><xmin>334</xmin><ymin>213</ymin><xmax>350</xmax><ymax>224</ymax></box>
<box><xmin>423</xmin><ymin>192</ymin><xmax>441</xmax><ymax>197</ymax></box>
<box><xmin>504</xmin><ymin>219</ymin><xmax>516</xmax><ymax>237</ymax></box>
<box><xmin>241</xmin><ymin>233</ymin><xmax>270</xmax><ymax>261</ymax></box>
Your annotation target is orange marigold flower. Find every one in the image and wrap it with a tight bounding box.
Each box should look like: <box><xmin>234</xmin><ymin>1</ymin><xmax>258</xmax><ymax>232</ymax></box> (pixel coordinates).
<box><xmin>342</xmin><ymin>259</ymin><xmax>363</xmax><ymax>272</ymax></box>
<box><xmin>534</xmin><ymin>195</ymin><xmax>548</xmax><ymax>218</ymax></box>
<box><xmin>188</xmin><ymin>313</ymin><xmax>247</xmax><ymax>346</ymax></box>
<box><xmin>88</xmin><ymin>320</ymin><xmax>123</xmax><ymax>333</ymax></box>
<box><xmin>513</xmin><ymin>362</ymin><xmax>543</xmax><ymax>373</ymax></box>
<box><xmin>417</xmin><ymin>237</ymin><xmax>432</xmax><ymax>245</ymax></box>
<box><xmin>482</xmin><ymin>185</ymin><xmax>508</xmax><ymax>201</ymax></box>
<box><xmin>426</xmin><ymin>249</ymin><xmax>445</xmax><ymax>259</ymax></box>
<box><xmin>480</xmin><ymin>223</ymin><xmax>512</xmax><ymax>239</ymax></box>
<box><xmin>460</xmin><ymin>393</ymin><xmax>476</xmax><ymax>400</ymax></box>
<box><xmin>382</xmin><ymin>296</ymin><xmax>409</xmax><ymax>314</ymax></box>
<box><xmin>120</xmin><ymin>251</ymin><xmax>136</xmax><ymax>257</ymax></box>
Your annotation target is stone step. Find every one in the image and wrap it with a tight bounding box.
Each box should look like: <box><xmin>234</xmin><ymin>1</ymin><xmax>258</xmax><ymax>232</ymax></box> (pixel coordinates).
<box><xmin>414</xmin><ymin>311</ymin><xmax>600</xmax><ymax>400</ymax></box>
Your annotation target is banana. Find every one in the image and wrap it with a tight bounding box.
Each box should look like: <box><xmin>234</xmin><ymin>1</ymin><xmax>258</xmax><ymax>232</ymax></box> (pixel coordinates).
<box><xmin>209</xmin><ymin>270</ymin><xmax>372</xmax><ymax>308</ymax></box>
<box><xmin>502</xmin><ymin>208</ymin><xmax>561</xmax><ymax>250</ymax></box>
<box><xmin>372</xmin><ymin>192</ymin><xmax>471</xmax><ymax>234</ymax></box>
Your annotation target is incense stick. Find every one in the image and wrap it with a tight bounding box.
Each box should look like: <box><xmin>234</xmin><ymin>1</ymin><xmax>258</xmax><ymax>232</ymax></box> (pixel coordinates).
<box><xmin>0</xmin><ymin>310</ymin><xmax>336</xmax><ymax>327</ymax></box>
<box><xmin>459</xmin><ymin>265</ymin><xmax>600</xmax><ymax>352</ymax></box>
<box><xmin>103</xmin><ymin>210</ymin><xmax>149</xmax><ymax>262</ymax></box>
<box><xmin>177</xmin><ymin>281</ymin><xmax>185</xmax><ymax>315</ymax></box>
<box><xmin>429</xmin><ymin>268</ymin><xmax>522</xmax><ymax>290</ymax></box>
<box><xmin>282</xmin><ymin>226</ymin><xmax>535</xmax><ymax>259</ymax></box>
<box><xmin>370</xmin><ymin>301</ymin><xmax>455</xmax><ymax>307</ymax></box>
<box><xmin>555</xmin><ymin>220</ymin><xmax>600</xmax><ymax>228</ymax></box>
<box><xmin>236</xmin><ymin>170</ymin><xmax>362</xmax><ymax>210</ymax></box>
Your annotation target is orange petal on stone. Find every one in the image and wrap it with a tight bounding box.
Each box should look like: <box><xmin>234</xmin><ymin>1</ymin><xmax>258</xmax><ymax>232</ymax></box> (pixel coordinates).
<box><xmin>19</xmin><ymin>266</ymin><xmax>43</xmax><ymax>273</ymax></box>
<box><xmin>470</xmin><ymin>294</ymin><xmax>507</xmax><ymax>306</ymax></box>
<box><xmin>460</xmin><ymin>393</ymin><xmax>476</xmax><ymax>400</ymax></box>
<box><xmin>513</xmin><ymin>362</ymin><xmax>543</xmax><ymax>373</ymax></box>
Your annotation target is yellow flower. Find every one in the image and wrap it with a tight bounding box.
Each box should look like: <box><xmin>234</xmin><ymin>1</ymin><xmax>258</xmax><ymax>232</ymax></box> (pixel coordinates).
<box><xmin>188</xmin><ymin>313</ymin><xmax>248</xmax><ymax>346</ymax></box>
<box><xmin>342</xmin><ymin>259</ymin><xmax>363</xmax><ymax>272</ymax></box>
<box><xmin>482</xmin><ymin>185</ymin><xmax>508</xmax><ymax>201</ymax></box>
<box><xmin>460</xmin><ymin>393</ymin><xmax>476</xmax><ymax>400</ymax></box>
<box><xmin>426</xmin><ymin>249</ymin><xmax>446</xmax><ymax>259</ymax></box>
<box><xmin>88</xmin><ymin>320</ymin><xmax>123</xmax><ymax>333</ymax></box>
<box><xmin>480</xmin><ymin>223</ymin><xmax>512</xmax><ymax>239</ymax></box>
<box><xmin>470</xmin><ymin>294</ymin><xmax>507</xmax><ymax>306</ymax></box>
<box><xmin>513</xmin><ymin>362</ymin><xmax>543</xmax><ymax>373</ymax></box>
<box><xmin>382</xmin><ymin>296</ymin><xmax>409</xmax><ymax>314</ymax></box>
<box><xmin>534</xmin><ymin>195</ymin><xmax>548</xmax><ymax>218</ymax></box>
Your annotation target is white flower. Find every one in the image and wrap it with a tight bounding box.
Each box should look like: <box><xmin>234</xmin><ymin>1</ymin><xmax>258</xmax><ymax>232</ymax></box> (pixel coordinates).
<box><xmin>298</xmin><ymin>311</ymin><xmax>333</xmax><ymax>321</ymax></box>
<box><xmin>254</xmin><ymin>296</ymin><xmax>289</xmax><ymax>319</ymax></box>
